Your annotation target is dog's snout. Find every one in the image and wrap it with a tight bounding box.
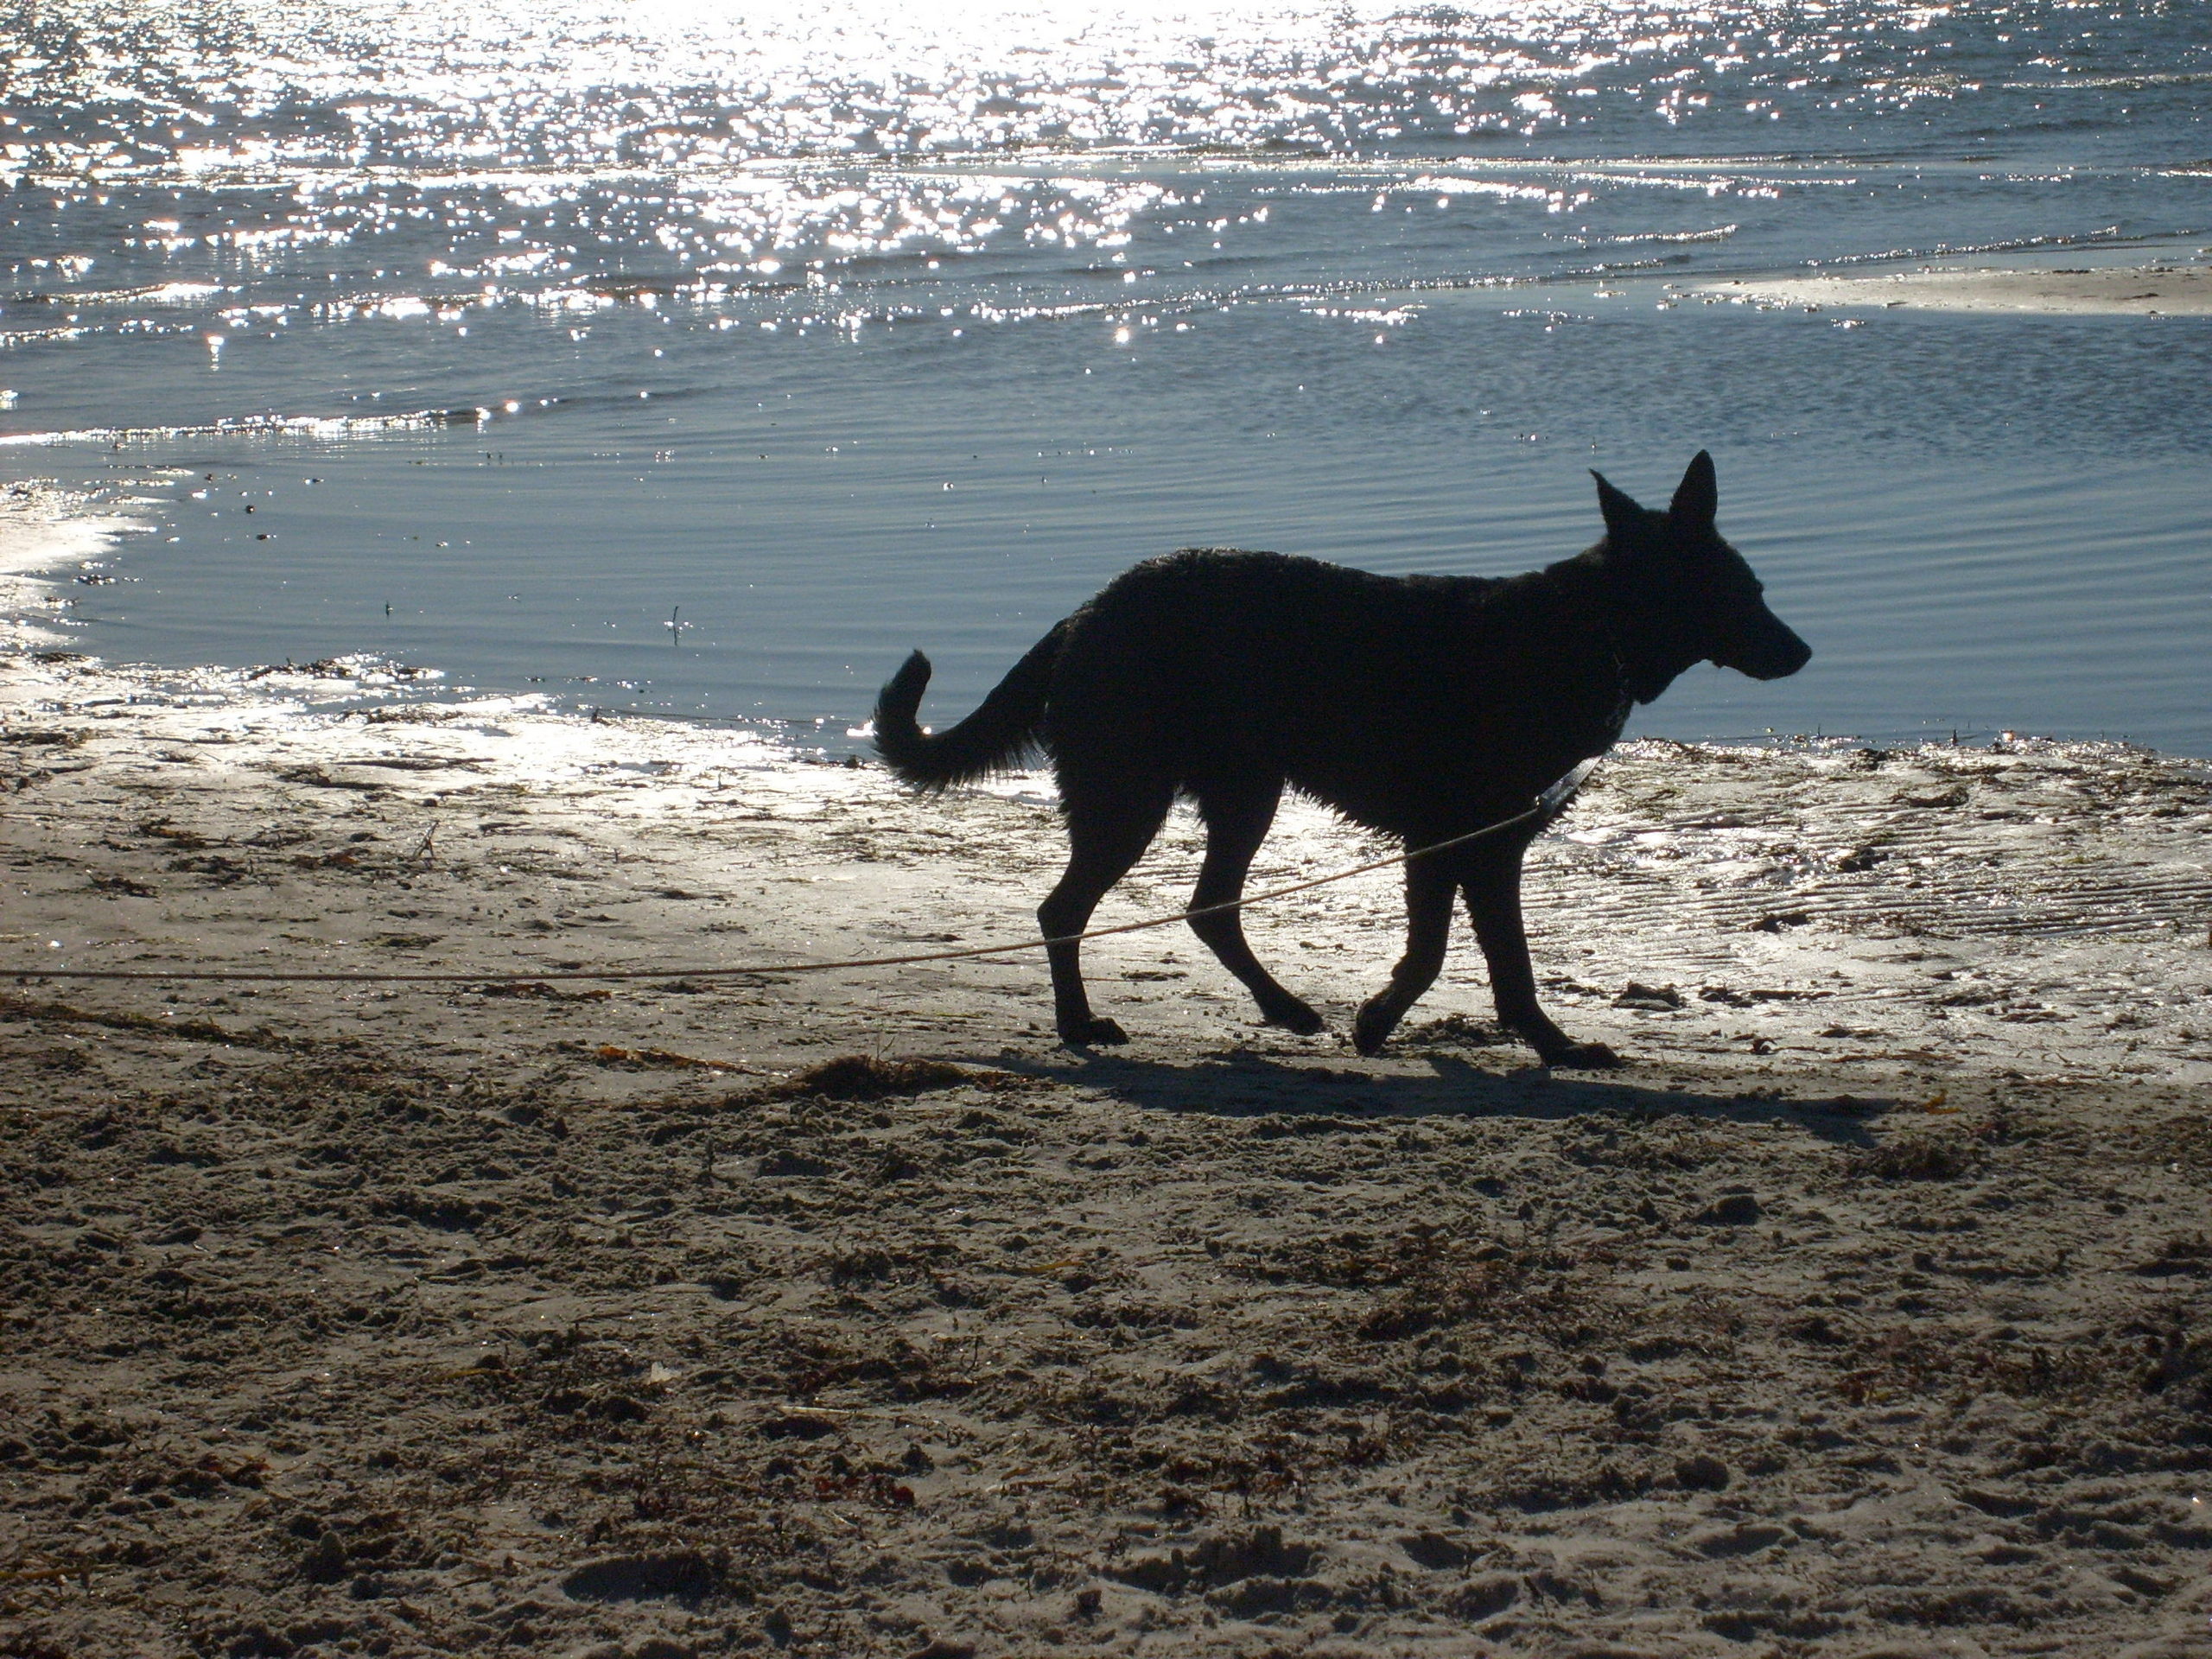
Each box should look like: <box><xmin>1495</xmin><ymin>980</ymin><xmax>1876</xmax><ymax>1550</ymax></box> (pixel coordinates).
<box><xmin>1754</xmin><ymin>620</ymin><xmax>1812</xmax><ymax>679</ymax></box>
<box><xmin>1723</xmin><ymin>608</ymin><xmax>1812</xmax><ymax>681</ymax></box>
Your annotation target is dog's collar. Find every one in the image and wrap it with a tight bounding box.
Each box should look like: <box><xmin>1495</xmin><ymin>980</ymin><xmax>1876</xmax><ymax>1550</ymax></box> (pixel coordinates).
<box><xmin>1599</xmin><ymin>628</ymin><xmax>1638</xmax><ymax>725</ymax></box>
<box><xmin>1600</xmin><ymin>610</ymin><xmax>1689</xmax><ymax>711</ymax></box>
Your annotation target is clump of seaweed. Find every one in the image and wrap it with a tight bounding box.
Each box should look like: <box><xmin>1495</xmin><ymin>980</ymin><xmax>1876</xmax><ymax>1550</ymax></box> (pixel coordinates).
<box><xmin>1837</xmin><ymin>1324</ymin><xmax>2119</xmax><ymax>1408</ymax></box>
<box><xmin>1853</xmin><ymin>1131</ymin><xmax>1983</xmax><ymax>1181</ymax></box>
<box><xmin>764</xmin><ymin>1053</ymin><xmax>978</xmax><ymax>1101</ymax></box>
<box><xmin>1232</xmin><ymin>1226</ymin><xmax>1473</xmax><ymax>1290</ymax></box>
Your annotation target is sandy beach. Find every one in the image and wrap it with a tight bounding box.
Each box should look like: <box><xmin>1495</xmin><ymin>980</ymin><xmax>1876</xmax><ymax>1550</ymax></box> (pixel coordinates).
<box><xmin>1686</xmin><ymin>262</ymin><xmax>2212</xmax><ymax>316</ymax></box>
<box><xmin>4</xmin><ymin>639</ymin><xmax>2209</xmax><ymax>1658</ymax></box>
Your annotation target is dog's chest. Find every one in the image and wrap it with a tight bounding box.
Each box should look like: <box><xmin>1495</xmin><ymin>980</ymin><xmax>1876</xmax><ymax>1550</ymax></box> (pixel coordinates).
<box><xmin>1605</xmin><ymin>674</ymin><xmax>1633</xmax><ymax>744</ymax></box>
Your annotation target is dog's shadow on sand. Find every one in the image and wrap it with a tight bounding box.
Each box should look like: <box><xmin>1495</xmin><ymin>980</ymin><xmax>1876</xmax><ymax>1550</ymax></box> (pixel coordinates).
<box><xmin>1001</xmin><ymin>1044</ymin><xmax>1893</xmax><ymax>1147</ymax></box>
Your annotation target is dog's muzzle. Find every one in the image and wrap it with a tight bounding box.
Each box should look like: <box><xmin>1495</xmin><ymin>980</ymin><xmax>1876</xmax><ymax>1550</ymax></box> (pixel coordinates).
<box><xmin>1719</xmin><ymin>610</ymin><xmax>1813</xmax><ymax>681</ymax></box>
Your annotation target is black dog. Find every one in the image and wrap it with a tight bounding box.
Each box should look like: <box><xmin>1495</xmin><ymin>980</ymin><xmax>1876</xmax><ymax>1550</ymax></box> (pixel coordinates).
<box><xmin>874</xmin><ymin>453</ymin><xmax>1808</xmax><ymax>1066</ymax></box>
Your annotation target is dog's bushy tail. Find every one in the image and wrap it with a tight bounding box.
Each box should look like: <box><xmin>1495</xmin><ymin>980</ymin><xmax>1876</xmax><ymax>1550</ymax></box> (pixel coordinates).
<box><xmin>873</xmin><ymin>623</ymin><xmax>1065</xmax><ymax>789</ymax></box>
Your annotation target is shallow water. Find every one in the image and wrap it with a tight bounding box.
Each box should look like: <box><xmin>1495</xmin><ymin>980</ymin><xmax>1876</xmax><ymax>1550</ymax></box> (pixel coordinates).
<box><xmin>4</xmin><ymin>1</ymin><xmax>2210</xmax><ymax>753</ymax></box>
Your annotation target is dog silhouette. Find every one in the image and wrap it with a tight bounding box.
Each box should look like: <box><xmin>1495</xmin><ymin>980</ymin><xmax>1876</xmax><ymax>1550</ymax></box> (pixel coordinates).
<box><xmin>876</xmin><ymin>453</ymin><xmax>1809</xmax><ymax>1066</ymax></box>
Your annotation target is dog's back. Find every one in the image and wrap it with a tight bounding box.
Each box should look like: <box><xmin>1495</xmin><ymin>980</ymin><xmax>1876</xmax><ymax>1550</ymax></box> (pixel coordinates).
<box><xmin>1045</xmin><ymin>547</ymin><xmax>1630</xmax><ymax>836</ymax></box>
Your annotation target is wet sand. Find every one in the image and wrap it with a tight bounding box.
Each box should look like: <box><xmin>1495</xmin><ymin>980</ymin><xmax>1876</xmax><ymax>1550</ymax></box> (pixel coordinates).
<box><xmin>1688</xmin><ymin>262</ymin><xmax>2212</xmax><ymax>315</ymax></box>
<box><xmin>4</xmin><ymin>647</ymin><xmax>2211</xmax><ymax>1657</ymax></box>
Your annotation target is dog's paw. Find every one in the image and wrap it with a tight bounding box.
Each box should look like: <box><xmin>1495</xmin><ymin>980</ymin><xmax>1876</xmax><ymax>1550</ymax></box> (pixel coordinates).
<box><xmin>1264</xmin><ymin>1000</ymin><xmax>1325</xmax><ymax>1037</ymax></box>
<box><xmin>1059</xmin><ymin>1017</ymin><xmax>1129</xmax><ymax>1047</ymax></box>
<box><xmin>1543</xmin><ymin>1040</ymin><xmax>1622</xmax><ymax>1070</ymax></box>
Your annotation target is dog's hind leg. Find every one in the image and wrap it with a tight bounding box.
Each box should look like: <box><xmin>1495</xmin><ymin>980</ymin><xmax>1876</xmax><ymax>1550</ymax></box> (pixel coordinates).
<box><xmin>1460</xmin><ymin>841</ymin><xmax>1620</xmax><ymax>1069</ymax></box>
<box><xmin>1351</xmin><ymin>857</ymin><xmax>1457</xmax><ymax>1056</ymax></box>
<box><xmin>1038</xmin><ymin>779</ymin><xmax>1174</xmax><ymax>1046</ymax></box>
<box><xmin>1187</xmin><ymin>777</ymin><xmax>1324</xmax><ymax>1035</ymax></box>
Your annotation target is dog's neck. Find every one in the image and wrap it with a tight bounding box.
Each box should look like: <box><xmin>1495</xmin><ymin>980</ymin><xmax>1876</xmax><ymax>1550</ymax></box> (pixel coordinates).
<box><xmin>1542</xmin><ymin>550</ymin><xmax>1694</xmax><ymax>710</ymax></box>
<box><xmin>1610</xmin><ymin>627</ymin><xmax>1692</xmax><ymax>707</ymax></box>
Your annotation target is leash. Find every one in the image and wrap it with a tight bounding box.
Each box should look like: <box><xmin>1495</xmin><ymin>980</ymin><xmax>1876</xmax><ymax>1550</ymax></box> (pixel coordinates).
<box><xmin>9</xmin><ymin>763</ymin><xmax>1596</xmax><ymax>988</ymax></box>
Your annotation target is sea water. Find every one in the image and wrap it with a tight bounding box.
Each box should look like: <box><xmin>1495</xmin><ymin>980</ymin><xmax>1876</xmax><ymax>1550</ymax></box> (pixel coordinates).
<box><xmin>4</xmin><ymin>0</ymin><xmax>2209</xmax><ymax>754</ymax></box>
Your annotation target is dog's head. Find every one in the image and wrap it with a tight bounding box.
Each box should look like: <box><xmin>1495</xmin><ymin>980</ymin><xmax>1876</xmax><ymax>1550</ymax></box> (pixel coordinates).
<box><xmin>1591</xmin><ymin>452</ymin><xmax>1811</xmax><ymax>698</ymax></box>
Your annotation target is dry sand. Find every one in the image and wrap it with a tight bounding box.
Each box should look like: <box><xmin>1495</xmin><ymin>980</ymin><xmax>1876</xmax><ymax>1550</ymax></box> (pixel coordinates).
<box><xmin>1685</xmin><ymin>263</ymin><xmax>2212</xmax><ymax>316</ymax></box>
<box><xmin>4</xmin><ymin>643</ymin><xmax>2211</xmax><ymax>1659</ymax></box>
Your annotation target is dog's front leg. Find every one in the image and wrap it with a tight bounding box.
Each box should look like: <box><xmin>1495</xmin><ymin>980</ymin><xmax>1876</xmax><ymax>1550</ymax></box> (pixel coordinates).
<box><xmin>1461</xmin><ymin>845</ymin><xmax>1620</xmax><ymax>1069</ymax></box>
<box><xmin>1351</xmin><ymin>859</ymin><xmax>1457</xmax><ymax>1056</ymax></box>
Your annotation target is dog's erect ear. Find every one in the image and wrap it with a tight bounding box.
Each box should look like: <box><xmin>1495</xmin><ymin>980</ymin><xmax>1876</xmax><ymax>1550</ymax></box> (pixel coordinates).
<box><xmin>1591</xmin><ymin>470</ymin><xmax>1645</xmax><ymax>543</ymax></box>
<box><xmin>1669</xmin><ymin>450</ymin><xmax>1718</xmax><ymax>528</ymax></box>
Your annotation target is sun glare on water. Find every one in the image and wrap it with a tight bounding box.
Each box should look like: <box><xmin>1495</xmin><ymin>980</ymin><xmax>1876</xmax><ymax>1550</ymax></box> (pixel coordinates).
<box><xmin>13</xmin><ymin>0</ymin><xmax>1789</xmax><ymax>182</ymax></box>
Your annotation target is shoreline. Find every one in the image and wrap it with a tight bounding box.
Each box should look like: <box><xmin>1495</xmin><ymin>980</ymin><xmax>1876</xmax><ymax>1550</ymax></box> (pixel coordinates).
<box><xmin>4</xmin><ymin>646</ymin><xmax>2209</xmax><ymax>1081</ymax></box>
<box><xmin>4</xmin><ymin>645</ymin><xmax>2211</xmax><ymax>1655</ymax></box>
<box><xmin>0</xmin><ymin>480</ymin><xmax>151</xmax><ymax>657</ymax></box>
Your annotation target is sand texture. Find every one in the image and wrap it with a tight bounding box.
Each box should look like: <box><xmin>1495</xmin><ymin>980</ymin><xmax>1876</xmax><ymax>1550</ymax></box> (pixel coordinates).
<box><xmin>4</xmin><ymin>652</ymin><xmax>2211</xmax><ymax>1658</ymax></box>
<box><xmin>1687</xmin><ymin>264</ymin><xmax>2212</xmax><ymax>316</ymax></box>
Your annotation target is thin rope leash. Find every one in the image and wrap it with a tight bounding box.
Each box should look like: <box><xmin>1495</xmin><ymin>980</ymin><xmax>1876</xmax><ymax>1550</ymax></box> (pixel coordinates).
<box><xmin>10</xmin><ymin>769</ymin><xmax>1589</xmax><ymax>988</ymax></box>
